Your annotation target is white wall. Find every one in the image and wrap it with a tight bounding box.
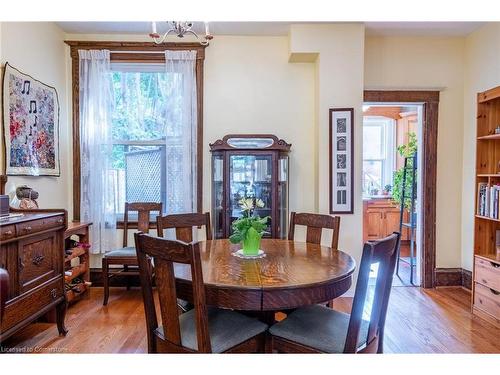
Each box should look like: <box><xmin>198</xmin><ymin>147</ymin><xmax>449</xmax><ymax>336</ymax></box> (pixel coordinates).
<box><xmin>364</xmin><ymin>36</ymin><xmax>465</xmax><ymax>268</ymax></box>
<box><xmin>289</xmin><ymin>24</ymin><xmax>366</xmax><ymax>292</ymax></box>
<box><xmin>0</xmin><ymin>22</ymin><xmax>71</xmax><ymax>214</ymax></box>
<box><xmin>203</xmin><ymin>36</ymin><xmax>315</xmax><ymax>215</ymax></box>
<box><xmin>461</xmin><ymin>24</ymin><xmax>500</xmax><ymax>270</ymax></box>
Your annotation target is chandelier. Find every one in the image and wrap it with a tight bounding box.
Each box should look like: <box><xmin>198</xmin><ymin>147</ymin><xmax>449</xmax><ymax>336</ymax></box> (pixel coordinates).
<box><xmin>149</xmin><ymin>22</ymin><xmax>213</xmax><ymax>45</ymax></box>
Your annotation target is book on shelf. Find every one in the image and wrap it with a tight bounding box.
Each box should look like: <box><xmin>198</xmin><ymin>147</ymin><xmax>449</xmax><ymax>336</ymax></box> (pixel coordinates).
<box><xmin>477</xmin><ymin>182</ymin><xmax>500</xmax><ymax>219</ymax></box>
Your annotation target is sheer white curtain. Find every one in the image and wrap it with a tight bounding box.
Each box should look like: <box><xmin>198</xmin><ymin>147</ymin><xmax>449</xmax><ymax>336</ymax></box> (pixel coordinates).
<box><xmin>79</xmin><ymin>50</ymin><xmax>117</xmax><ymax>253</ymax></box>
<box><xmin>163</xmin><ymin>50</ymin><xmax>198</xmax><ymax>213</ymax></box>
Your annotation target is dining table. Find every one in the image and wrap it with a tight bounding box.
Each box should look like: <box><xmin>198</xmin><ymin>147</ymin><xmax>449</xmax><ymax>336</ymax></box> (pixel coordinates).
<box><xmin>174</xmin><ymin>238</ymin><xmax>356</xmax><ymax>320</ymax></box>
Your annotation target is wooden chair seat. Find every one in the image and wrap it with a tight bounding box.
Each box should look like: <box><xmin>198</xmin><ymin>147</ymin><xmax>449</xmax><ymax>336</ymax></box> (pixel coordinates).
<box><xmin>102</xmin><ymin>202</ymin><xmax>162</xmax><ymax>306</ymax></box>
<box><xmin>269</xmin><ymin>304</ymin><xmax>370</xmax><ymax>353</ymax></box>
<box><xmin>268</xmin><ymin>233</ymin><xmax>401</xmax><ymax>353</ymax></box>
<box><xmin>103</xmin><ymin>246</ymin><xmax>136</xmax><ymax>258</ymax></box>
<box><xmin>155</xmin><ymin>307</ymin><xmax>268</xmax><ymax>353</ymax></box>
<box><xmin>135</xmin><ymin>233</ymin><xmax>267</xmax><ymax>353</ymax></box>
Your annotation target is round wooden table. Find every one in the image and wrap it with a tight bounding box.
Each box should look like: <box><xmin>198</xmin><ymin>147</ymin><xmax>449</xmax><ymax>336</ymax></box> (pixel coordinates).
<box><xmin>174</xmin><ymin>239</ymin><xmax>356</xmax><ymax>312</ymax></box>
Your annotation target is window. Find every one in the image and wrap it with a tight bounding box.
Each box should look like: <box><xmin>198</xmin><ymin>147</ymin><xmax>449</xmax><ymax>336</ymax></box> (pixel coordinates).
<box><xmin>109</xmin><ymin>63</ymin><xmax>170</xmax><ymax>214</ymax></box>
<box><xmin>68</xmin><ymin>42</ymin><xmax>205</xmax><ymax>222</ymax></box>
<box><xmin>362</xmin><ymin>117</ymin><xmax>395</xmax><ymax>196</ymax></box>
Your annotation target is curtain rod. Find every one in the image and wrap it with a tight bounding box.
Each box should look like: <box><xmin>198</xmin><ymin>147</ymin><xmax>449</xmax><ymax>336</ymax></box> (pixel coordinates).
<box><xmin>110</xmin><ymin>50</ymin><xmax>199</xmax><ymax>54</ymax></box>
<box><xmin>110</xmin><ymin>50</ymin><xmax>166</xmax><ymax>54</ymax></box>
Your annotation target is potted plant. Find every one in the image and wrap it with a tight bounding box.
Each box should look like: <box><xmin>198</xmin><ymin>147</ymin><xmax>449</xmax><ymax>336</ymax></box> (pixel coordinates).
<box><xmin>393</xmin><ymin>132</ymin><xmax>417</xmax><ymax>210</ymax></box>
<box><xmin>383</xmin><ymin>184</ymin><xmax>392</xmax><ymax>196</ymax></box>
<box><xmin>229</xmin><ymin>197</ymin><xmax>270</xmax><ymax>256</ymax></box>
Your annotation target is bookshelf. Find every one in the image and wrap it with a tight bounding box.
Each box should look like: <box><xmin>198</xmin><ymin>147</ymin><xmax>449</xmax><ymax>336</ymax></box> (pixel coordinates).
<box><xmin>473</xmin><ymin>85</ymin><xmax>500</xmax><ymax>327</ymax></box>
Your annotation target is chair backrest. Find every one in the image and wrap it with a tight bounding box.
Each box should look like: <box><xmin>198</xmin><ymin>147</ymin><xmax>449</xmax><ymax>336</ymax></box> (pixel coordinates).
<box><xmin>135</xmin><ymin>233</ymin><xmax>211</xmax><ymax>353</ymax></box>
<box><xmin>156</xmin><ymin>212</ymin><xmax>212</xmax><ymax>243</ymax></box>
<box><xmin>343</xmin><ymin>232</ymin><xmax>401</xmax><ymax>353</ymax></box>
<box><xmin>288</xmin><ymin>212</ymin><xmax>341</xmax><ymax>250</ymax></box>
<box><xmin>122</xmin><ymin>202</ymin><xmax>163</xmax><ymax>247</ymax></box>
<box><xmin>0</xmin><ymin>268</ymin><xmax>8</xmax><ymax>322</ymax></box>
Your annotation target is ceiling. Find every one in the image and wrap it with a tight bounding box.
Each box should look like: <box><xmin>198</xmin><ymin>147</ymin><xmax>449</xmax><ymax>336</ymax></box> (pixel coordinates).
<box><xmin>57</xmin><ymin>21</ymin><xmax>486</xmax><ymax>37</ymax></box>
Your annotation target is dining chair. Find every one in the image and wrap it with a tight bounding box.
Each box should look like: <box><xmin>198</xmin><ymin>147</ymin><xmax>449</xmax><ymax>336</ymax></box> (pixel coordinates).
<box><xmin>156</xmin><ymin>212</ymin><xmax>212</xmax><ymax>312</ymax></box>
<box><xmin>102</xmin><ymin>202</ymin><xmax>163</xmax><ymax>306</ymax></box>
<box><xmin>0</xmin><ymin>268</ymin><xmax>8</xmax><ymax>322</ymax></box>
<box><xmin>288</xmin><ymin>211</ymin><xmax>341</xmax><ymax>308</ymax></box>
<box><xmin>156</xmin><ymin>212</ymin><xmax>212</xmax><ymax>243</ymax></box>
<box><xmin>268</xmin><ymin>232</ymin><xmax>401</xmax><ymax>353</ymax></box>
<box><xmin>288</xmin><ymin>212</ymin><xmax>341</xmax><ymax>250</ymax></box>
<box><xmin>134</xmin><ymin>232</ymin><xmax>268</xmax><ymax>353</ymax></box>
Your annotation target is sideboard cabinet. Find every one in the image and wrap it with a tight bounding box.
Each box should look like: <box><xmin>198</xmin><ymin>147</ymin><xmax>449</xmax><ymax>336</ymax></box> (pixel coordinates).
<box><xmin>210</xmin><ymin>134</ymin><xmax>291</xmax><ymax>239</ymax></box>
<box><xmin>0</xmin><ymin>210</ymin><xmax>68</xmax><ymax>342</ymax></box>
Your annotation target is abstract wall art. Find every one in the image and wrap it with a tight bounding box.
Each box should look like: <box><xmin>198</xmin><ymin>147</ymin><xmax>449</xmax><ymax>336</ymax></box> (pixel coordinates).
<box><xmin>330</xmin><ymin>108</ymin><xmax>354</xmax><ymax>214</ymax></box>
<box><xmin>2</xmin><ymin>62</ymin><xmax>60</xmax><ymax>176</ymax></box>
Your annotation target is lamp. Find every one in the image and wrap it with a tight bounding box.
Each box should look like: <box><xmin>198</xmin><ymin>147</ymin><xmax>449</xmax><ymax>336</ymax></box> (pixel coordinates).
<box><xmin>149</xmin><ymin>21</ymin><xmax>213</xmax><ymax>45</ymax></box>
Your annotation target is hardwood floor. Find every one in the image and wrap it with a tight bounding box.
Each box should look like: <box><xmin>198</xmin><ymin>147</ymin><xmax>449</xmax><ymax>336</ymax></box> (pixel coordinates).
<box><xmin>2</xmin><ymin>286</ymin><xmax>499</xmax><ymax>353</ymax></box>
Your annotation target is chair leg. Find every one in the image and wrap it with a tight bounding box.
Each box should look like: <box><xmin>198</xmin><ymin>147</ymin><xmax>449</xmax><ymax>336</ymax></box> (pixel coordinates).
<box><xmin>265</xmin><ymin>333</ymin><xmax>274</xmax><ymax>353</ymax></box>
<box><xmin>124</xmin><ymin>265</ymin><xmax>131</xmax><ymax>290</ymax></box>
<box><xmin>102</xmin><ymin>258</ymin><xmax>109</xmax><ymax>306</ymax></box>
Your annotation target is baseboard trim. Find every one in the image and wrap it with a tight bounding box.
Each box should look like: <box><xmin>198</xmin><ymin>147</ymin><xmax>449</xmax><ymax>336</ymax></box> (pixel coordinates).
<box><xmin>462</xmin><ymin>269</ymin><xmax>472</xmax><ymax>290</ymax></box>
<box><xmin>434</xmin><ymin>268</ymin><xmax>472</xmax><ymax>289</ymax></box>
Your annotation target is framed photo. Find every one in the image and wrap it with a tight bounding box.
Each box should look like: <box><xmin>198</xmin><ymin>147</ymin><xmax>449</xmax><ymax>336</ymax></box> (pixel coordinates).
<box><xmin>329</xmin><ymin>108</ymin><xmax>354</xmax><ymax>214</ymax></box>
<box><xmin>2</xmin><ymin>62</ymin><xmax>60</xmax><ymax>176</ymax></box>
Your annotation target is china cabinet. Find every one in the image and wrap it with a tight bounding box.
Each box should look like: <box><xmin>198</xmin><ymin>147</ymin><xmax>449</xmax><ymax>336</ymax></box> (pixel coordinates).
<box><xmin>210</xmin><ymin>134</ymin><xmax>291</xmax><ymax>239</ymax></box>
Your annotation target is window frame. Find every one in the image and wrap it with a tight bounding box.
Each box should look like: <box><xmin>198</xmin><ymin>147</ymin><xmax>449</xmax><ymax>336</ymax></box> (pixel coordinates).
<box><xmin>66</xmin><ymin>41</ymin><xmax>206</xmax><ymax>223</ymax></box>
<box><xmin>362</xmin><ymin>116</ymin><xmax>395</xmax><ymax>195</ymax></box>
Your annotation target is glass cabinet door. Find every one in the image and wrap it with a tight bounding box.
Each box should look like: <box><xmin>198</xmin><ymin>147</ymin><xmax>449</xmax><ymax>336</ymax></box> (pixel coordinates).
<box><xmin>278</xmin><ymin>155</ymin><xmax>289</xmax><ymax>239</ymax></box>
<box><xmin>228</xmin><ymin>154</ymin><xmax>273</xmax><ymax>235</ymax></box>
<box><xmin>212</xmin><ymin>153</ymin><xmax>224</xmax><ymax>238</ymax></box>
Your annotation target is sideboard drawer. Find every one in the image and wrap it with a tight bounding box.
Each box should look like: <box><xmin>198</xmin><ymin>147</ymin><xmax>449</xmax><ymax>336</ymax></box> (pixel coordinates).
<box><xmin>16</xmin><ymin>215</ymin><xmax>64</xmax><ymax>237</ymax></box>
<box><xmin>474</xmin><ymin>282</ymin><xmax>500</xmax><ymax>320</ymax></box>
<box><xmin>18</xmin><ymin>233</ymin><xmax>58</xmax><ymax>292</ymax></box>
<box><xmin>1</xmin><ymin>277</ymin><xmax>64</xmax><ymax>332</ymax></box>
<box><xmin>474</xmin><ymin>257</ymin><xmax>500</xmax><ymax>292</ymax></box>
<box><xmin>0</xmin><ymin>225</ymin><xmax>16</xmax><ymax>241</ymax></box>
<box><xmin>0</xmin><ymin>224</ymin><xmax>16</xmax><ymax>241</ymax></box>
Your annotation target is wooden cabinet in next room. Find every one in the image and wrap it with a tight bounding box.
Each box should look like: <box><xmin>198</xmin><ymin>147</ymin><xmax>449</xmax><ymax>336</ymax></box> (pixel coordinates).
<box><xmin>363</xmin><ymin>198</ymin><xmax>409</xmax><ymax>242</ymax></box>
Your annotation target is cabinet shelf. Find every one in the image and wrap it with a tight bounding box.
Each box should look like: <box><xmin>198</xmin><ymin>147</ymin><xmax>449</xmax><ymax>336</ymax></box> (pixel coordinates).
<box><xmin>65</xmin><ymin>262</ymin><xmax>87</xmax><ymax>283</ymax></box>
<box><xmin>477</xmin><ymin>134</ymin><xmax>500</xmax><ymax>140</ymax></box>
<box><xmin>64</xmin><ymin>246</ymin><xmax>87</xmax><ymax>263</ymax></box>
<box><xmin>66</xmin><ymin>281</ymin><xmax>92</xmax><ymax>303</ymax></box>
<box><xmin>475</xmin><ymin>253</ymin><xmax>500</xmax><ymax>264</ymax></box>
<box><xmin>475</xmin><ymin>214</ymin><xmax>500</xmax><ymax>223</ymax></box>
<box><xmin>64</xmin><ymin>222</ymin><xmax>92</xmax><ymax>304</ymax></box>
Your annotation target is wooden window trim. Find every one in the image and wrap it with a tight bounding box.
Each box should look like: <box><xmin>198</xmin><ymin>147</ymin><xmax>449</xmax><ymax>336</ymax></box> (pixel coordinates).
<box><xmin>66</xmin><ymin>41</ymin><xmax>206</xmax><ymax>221</ymax></box>
<box><xmin>364</xmin><ymin>90</ymin><xmax>439</xmax><ymax>288</ymax></box>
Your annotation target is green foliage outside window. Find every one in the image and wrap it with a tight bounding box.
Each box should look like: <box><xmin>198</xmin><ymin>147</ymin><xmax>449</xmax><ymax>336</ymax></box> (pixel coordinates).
<box><xmin>109</xmin><ymin>71</ymin><xmax>171</xmax><ymax>169</ymax></box>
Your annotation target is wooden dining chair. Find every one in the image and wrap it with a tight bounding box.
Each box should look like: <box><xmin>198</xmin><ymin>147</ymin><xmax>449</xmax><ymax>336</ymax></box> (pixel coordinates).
<box><xmin>288</xmin><ymin>212</ymin><xmax>341</xmax><ymax>250</ymax></box>
<box><xmin>268</xmin><ymin>232</ymin><xmax>401</xmax><ymax>353</ymax></box>
<box><xmin>102</xmin><ymin>202</ymin><xmax>162</xmax><ymax>306</ymax></box>
<box><xmin>156</xmin><ymin>212</ymin><xmax>212</xmax><ymax>312</ymax></box>
<box><xmin>156</xmin><ymin>212</ymin><xmax>212</xmax><ymax>243</ymax></box>
<box><xmin>134</xmin><ymin>233</ymin><xmax>268</xmax><ymax>353</ymax></box>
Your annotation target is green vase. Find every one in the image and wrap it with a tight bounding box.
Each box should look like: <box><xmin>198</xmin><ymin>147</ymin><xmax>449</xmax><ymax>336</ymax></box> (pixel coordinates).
<box><xmin>242</xmin><ymin>227</ymin><xmax>261</xmax><ymax>256</ymax></box>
